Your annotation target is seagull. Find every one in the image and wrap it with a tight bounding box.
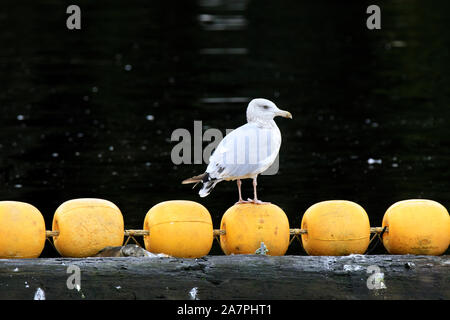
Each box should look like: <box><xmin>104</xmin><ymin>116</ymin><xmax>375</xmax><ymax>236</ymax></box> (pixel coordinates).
<box><xmin>182</xmin><ymin>98</ymin><xmax>292</xmax><ymax>204</ymax></box>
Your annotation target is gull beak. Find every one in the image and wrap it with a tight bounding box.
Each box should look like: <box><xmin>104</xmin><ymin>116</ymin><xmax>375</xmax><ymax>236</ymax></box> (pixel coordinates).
<box><xmin>277</xmin><ymin>110</ymin><xmax>293</xmax><ymax>119</ymax></box>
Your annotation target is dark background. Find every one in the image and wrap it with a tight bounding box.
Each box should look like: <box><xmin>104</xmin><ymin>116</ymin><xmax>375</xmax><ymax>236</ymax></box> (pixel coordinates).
<box><xmin>0</xmin><ymin>0</ymin><xmax>449</xmax><ymax>256</ymax></box>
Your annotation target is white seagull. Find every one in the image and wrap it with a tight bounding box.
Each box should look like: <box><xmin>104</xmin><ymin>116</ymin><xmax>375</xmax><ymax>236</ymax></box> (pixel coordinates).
<box><xmin>182</xmin><ymin>98</ymin><xmax>292</xmax><ymax>204</ymax></box>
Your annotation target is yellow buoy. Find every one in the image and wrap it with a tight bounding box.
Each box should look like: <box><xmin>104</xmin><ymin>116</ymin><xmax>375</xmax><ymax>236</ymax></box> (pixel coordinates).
<box><xmin>52</xmin><ymin>198</ymin><xmax>124</xmax><ymax>257</ymax></box>
<box><xmin>143</xmin><ymin>200</ymin><xmax>213</xmax><ymax>258</ymax></box>
<box><xmin>301</xmin><ymin>200</ymin><xmax>370</xmax><ymax>256</ymax></box>
<box><xmin>0</xmin><ymin>201</ymin><xmax>46</xmax><ymax>259</ymax></box>
<box><xmin>220</xmin><ymin>203</ymin><xmax>290</xmax><ymax>256</ymax></box>
<box><xmin>382</xmin><ymin>199</ymin><xmax>450</xmax><ymax>255</ymax></box>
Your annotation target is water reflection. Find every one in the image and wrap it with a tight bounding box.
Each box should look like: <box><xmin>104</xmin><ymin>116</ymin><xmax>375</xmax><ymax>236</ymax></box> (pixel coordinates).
<box><xmin>0</xmin><ymin>0</ymin><xmax>449</xmax><ymax>256</ymax></box>
<box><xmin>200</xmin><ymin>97</ymin><xmax>249</xmax><ymax>104</ymax></box>
<box><xmin>198</xmin><ymin>0</ymin><xmax>249</xmax><ymax>11</ymax></box>
<box><xmin>198</xmin><ymin>14</ymin><xmax>247</xmax><ymax>31</ymax></box>
<box><xmin>199</xmin><ymin>48</ymin><xmax>248</xmax><ymax>55</ymax></box>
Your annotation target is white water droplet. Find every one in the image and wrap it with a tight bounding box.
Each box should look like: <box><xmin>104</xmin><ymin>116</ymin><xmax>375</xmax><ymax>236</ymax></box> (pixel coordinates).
<box><xmin>367</xmin><ymin>158</ymin><xmax>382</xmax><ymax>165</ymax></box>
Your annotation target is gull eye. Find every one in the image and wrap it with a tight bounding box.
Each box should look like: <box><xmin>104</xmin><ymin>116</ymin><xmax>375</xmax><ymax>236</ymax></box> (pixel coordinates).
<box><xmin>262</xmin><ymin>105</ymin><xmax>269</xmax><ymax>110</ymax></box>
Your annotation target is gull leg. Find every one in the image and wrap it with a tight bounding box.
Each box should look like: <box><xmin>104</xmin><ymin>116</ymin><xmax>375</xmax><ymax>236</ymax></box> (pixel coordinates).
<box><xmin>235</xmin><ymin>179</ymin><xmax>250</xmax><ymax>205</ymax></box>
<box><xmin>248</xmin><ymin>176</ymin><xmax>270</xmax><ymax>205</ymax></box>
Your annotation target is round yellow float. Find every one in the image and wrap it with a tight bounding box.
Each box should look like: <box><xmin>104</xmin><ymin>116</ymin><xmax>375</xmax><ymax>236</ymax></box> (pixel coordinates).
<box><xmin>0</xmin><ymin>201</ymin><xmax>46</xmax><ymax>259</ymax></box>
<box><xmin>143</xmin><ymin>200</ymin><xmax>213</xmax><ymax>258</ymax></box>
<box><xmin>382</xmin><ymin>199</ymin><xmax>450</xmax><ymax>255</ymax></box>
<box><xmin>52</xmin><ymin>198</ymin><xmax>124</xmax><ymax>257</ymax></box>
<box><xmin>301</xmin><ymin>200</ymin><xmax>370</xmax><ymax>256</ymax></box>
<box><xmin>219</xmin><ymin>203</ymin><xmax>290</xmax><ymax>256</ymax></box>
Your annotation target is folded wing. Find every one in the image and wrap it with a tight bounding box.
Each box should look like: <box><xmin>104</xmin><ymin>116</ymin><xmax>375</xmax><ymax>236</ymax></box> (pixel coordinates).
<box><xmin>206</xmin><ymin>122</ymin><xmax>281</xmax><ymax>181</ymax></box>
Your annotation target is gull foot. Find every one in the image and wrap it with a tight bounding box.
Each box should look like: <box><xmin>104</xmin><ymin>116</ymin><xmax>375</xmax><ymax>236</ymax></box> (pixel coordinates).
<box><xmin>247</xmin><ymin>198</ymin><xmax>271</xmax><ymax>205</ymax></box>
<box><xmin>235</xmin><ymin>199</ymin><xmax>252</xmax><ymax>205</ymax></box>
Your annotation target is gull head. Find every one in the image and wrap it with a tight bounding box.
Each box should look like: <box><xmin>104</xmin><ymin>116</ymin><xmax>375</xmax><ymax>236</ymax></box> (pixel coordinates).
<box><xmin>246</xmin><ymin>98</ymin><xmax>292</xmax><ymax>123</ymax></box>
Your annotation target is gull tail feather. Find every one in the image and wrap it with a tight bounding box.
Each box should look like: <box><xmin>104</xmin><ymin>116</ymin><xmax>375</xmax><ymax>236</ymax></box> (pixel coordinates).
<box><xmin>199</xmin><ymin>175</ymin><xmax>220</xmax><ymax>197</ymax></box>
<box><xmin>182</xmin><ymin>173</ymin><xmax>220</xmax><ymax>197</ymax></box>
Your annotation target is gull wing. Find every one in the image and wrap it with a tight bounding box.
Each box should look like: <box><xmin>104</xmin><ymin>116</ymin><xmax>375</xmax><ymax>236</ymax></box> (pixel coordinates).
<box><xmin>206</xmin><ymin>122</ymin><xmax>281</xmax><ymax>180</ymax></box>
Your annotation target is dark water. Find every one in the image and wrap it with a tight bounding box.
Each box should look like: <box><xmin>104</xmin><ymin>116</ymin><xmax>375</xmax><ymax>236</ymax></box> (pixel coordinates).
<box><xmin>1</xmin><ymin>0</ymin><xmax>449</xmax><ymax>256</ymax></box>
